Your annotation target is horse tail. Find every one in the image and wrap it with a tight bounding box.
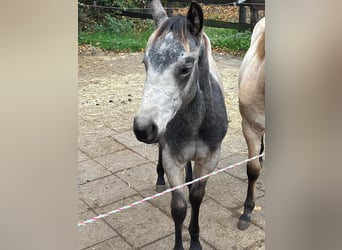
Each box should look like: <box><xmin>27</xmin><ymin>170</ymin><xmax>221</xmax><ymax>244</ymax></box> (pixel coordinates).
<box><xmin>257</xmin><ymin>29</ymin><xmax>265</xmax><ymax>60</ymax></box>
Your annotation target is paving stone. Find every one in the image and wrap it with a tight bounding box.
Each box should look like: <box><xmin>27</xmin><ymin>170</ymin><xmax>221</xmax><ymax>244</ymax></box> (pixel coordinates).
<box><xmin>83</xmin><ymin>236</ymin><xmax>132</xmax><ymax>250</ymax></box>
<box><xmin>79</xmin><ymin>175</ymin><xmax>137</xmax><ymax>208</ymax></box>
<box><xmin>218</xmin><ymin>154</ymin><xmax>266</xmax><ymax>192</ymax></box>
<box><xmin>79</xmin><ymin>136</ymin><xmax>125</xmax><ymax>158</ymax></box>
<box><xmin>113</xmin><ymin>131</ymin><xmax>159</xmax><ymax>162</ymax></box>
<box><xmin>112</xmin><ymin>130</ymin><xmax>144</xmax><ymax>148</ymax></box>
<box><xmin>78</xmin><ymin>159</ymin><xmax>111</xmax><ymax>184</ymax></box>
<box><xmin>236</xmin><ymin>195</ymin><xmax>266</xmax><ymax>230</ymax></box>
<box><xmin>206</xmin><ymin>172</ymin><xmax>264</xmax><ymax>209</ymax></box>
<box><xmin>141</xmin><ymin>232</ymin><xmax>215</xmax><ymax>250</ymax></box>
<box><xmin>96</xmin><ymin>195</ymin><xmax>174</xmax><ymax>248</ymax></box>
<box><xmin>79</xmin><ymin>150</ymin><xmax>89</xmax><ymax>162</ymax></box>
<box><xmin>78</xmin><ymin>198</ymin><xmax>90</xmax><ymax>214</ymax></box>
<box><xmin>140</xmin><ymin>188</ymin><xmax>173</xmax><ymax>217</ymax></box>
<box><xmin>248</xmin><ymin>240</ymin><xmax>266</xmax><ymax>250</ymax></box>
<box><xmin>217</xmin><ymin>154</ymin><xmax>247</xmax><ymax>180</ymax></box>
<box><xmin>79</xmin><ymin>120</ymin><xmax>117</xmax><ymax>139</ymax></box>
<box><xmin>78</xmin><ymin>210</ymin><xmax>117</xmax><ymax>249</ymax></box>
<box><xmin>94</xmin><ymin>149</ymin><xmax>148</xmax><ymax>173</ymax></box>
<box><xmin>199</xmin><ymin>199</ymin><xmax>265</xmax><ymax>250</ymax></box>
<box><xmin>115</xmin><ymin>163</ymin><xmax>157</xmax><ymax>191</ymax></box>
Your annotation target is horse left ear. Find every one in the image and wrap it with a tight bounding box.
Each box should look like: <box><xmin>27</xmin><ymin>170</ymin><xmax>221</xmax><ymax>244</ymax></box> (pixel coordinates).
<box><xmin>187</xmin><ymin>2</ymin><xmax>204</xmax><ymax>36</ymax></box>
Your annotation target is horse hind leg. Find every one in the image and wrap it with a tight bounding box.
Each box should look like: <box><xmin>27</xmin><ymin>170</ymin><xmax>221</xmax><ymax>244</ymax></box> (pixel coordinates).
<box><xmin>238</xmin><ymin>120</ymin><xmax>263</xmax><ymax>230</ymax></box>
<box><xmin>156</xmin><ymin>144</ymin><xmax>167</xmax><ymax>192</ymax></box>
<box><xmin>185</xmin><ymin>161</ymin><xmax>193</xmax><ymax>191</ymax></box>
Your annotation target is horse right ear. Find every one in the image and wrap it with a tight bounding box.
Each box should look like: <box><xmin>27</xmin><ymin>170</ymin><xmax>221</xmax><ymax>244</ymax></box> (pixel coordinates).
<box><xmin>187</xmin><ymin>1</ymin><xmax>204</xmax><ymax>36</ymax></box>
<box><xmin>150</xmin><ymin>0</ymin><xmax>168</xmax><ymax>27</ymax></box>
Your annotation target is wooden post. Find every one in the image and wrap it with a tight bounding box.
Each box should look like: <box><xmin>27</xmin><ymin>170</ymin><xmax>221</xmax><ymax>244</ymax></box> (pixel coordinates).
<box><xmin>239</xmin><ymin>6</ymin><xmax>247</xmax><ymax>32</ymax></box>
<box><xmin>250</xmin><ymin>6</ymin><xmax>259</xmax><ymax>30</ymax></box>
<box><xmin>165</xmin><ymin>1</ymin><xmax>174</xmax><ymax>17</ymax></box>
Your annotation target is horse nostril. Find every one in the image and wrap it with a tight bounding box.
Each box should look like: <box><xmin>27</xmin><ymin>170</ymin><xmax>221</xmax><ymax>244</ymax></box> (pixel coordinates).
<box><xmin>133</xmin><ymin>118</ymin><xmax>159</xmax><ymax>144</ymax></box>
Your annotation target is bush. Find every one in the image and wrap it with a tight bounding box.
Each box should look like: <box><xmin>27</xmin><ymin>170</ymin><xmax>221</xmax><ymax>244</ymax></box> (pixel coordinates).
<box><xmin>94</xmin><ymin>14</ymin><xmax>134</xmax><ymax>33</ymax></box>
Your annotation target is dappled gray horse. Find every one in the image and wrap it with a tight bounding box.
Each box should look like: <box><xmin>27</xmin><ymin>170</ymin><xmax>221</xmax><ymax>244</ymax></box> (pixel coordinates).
<box><xmin>238</xmin><ymin>17</ymin><xmax>265</xmax><ymax>230</ymax></box>
<box><xmin>155</xmin><ymin>144</ymin><xmax>193</xmax><ymax>192</ymax></box>
<box><xmin>133</xmin><ymin>1</ymin><xmax>228</xmax><ymax>249</ymax></box>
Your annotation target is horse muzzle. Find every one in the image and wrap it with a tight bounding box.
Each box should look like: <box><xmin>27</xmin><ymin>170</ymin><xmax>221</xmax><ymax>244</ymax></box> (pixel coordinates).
<box><xmin>133</xmin><ymin>116</ymin><xmax>160</xmax><ymax>144</ymax></box>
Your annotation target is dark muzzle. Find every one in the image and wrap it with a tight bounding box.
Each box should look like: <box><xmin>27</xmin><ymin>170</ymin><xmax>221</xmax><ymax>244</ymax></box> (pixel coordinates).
<box><xmin>133</xmin><ymin>116</ymin><xmax>159</xmax><ymax>144</ymax></box>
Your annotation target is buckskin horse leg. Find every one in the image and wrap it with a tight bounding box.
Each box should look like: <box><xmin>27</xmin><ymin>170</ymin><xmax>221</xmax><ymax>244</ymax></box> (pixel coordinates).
<box><xmin>238</xmin><ymin>119</ymin><xmax>263</xmax><ymax>230</ymax></box>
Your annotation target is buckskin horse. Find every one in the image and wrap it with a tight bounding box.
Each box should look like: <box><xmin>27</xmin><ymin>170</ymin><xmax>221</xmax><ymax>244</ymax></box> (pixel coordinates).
<box><xmin>133</xmin><ymin>1</ymin><xmax>228</xmax><ymax>249</ymax></box>
<box><xmin>237</xmin><ymin>17</ymin><xmax>265</xmax><ymax>230</ymax></box>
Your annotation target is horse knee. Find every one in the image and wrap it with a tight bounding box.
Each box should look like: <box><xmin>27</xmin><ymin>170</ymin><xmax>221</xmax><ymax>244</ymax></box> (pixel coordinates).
<box><xmin>247</xmin><ymin>162</ymin><xmax>260</xmax><ymax>182</ymax></box>
<box><xmin>171</xmin><ymin>192</ymin><xmax>187</xmax><ymax>220</ymax></box>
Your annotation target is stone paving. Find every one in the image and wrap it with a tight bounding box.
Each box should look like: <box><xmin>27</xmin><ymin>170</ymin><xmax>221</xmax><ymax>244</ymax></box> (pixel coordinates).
<box><xmin>78</xmin><ymin>52</ymin><xmax>265</xmax><ymax>249</ymax></box>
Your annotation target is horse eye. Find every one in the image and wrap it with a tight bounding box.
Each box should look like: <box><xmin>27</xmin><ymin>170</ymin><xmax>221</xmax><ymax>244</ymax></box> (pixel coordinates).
<box><xmin>179</xmin><ymin>63</ymin><xmax>193</xmax><ymax>77</ymax></box>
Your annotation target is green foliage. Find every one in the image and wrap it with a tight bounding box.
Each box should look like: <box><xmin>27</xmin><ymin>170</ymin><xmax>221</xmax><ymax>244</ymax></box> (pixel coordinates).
<box><xmin>205</xmin><ymin>27</ymin><xmax>252</xmax><ymax>52</ymax></box>
<box><xmin>94</xmin><ymin>14</ymin><xmax>134</xmax><ymax>33</ymax></box>
<box><xmin>79</xmin><ymin>18</ymin><xmax>155</xmax><ymax>52</ymax></box>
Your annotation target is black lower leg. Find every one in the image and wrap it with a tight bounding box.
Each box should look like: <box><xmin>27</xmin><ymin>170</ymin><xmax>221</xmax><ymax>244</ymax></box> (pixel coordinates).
<box><xmin>185</xmin><ymin>162</ymin><xmax>193</xmax><ymax>191</ymax></box>
<box><xmin>188</xmin><ymin>181</ymin><xmax>206</xmax><ymax>250</ymax></box>
<box><xmin>238</xmin><ymin>163</ymin><xmax>260</xmax><ymax>230</ymax></box>
<box><xmin>171</xmin><ymin>191</ymin><xmax>187</xmax><ymax>250</ymax></box>
<box><xmin>156</xmin><ymin>145</ymin><xmax>165</xmax><ymax>186</ymax></box>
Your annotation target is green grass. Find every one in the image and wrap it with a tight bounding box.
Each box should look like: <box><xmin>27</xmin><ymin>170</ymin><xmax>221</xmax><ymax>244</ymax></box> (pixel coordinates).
<box><xmin>79</xmin><ymin>29</ymin><xmax>153</xmax><ymax>52</ymax></box>
<box><xmin>78</xmin><ymin>19</ymin><xmax>251</xmax><ymax>53</ymax></box>
<box><xmin>204</xmin><ymin>27</ymin><xmax>251</xmax><ymax>52</ymax></box>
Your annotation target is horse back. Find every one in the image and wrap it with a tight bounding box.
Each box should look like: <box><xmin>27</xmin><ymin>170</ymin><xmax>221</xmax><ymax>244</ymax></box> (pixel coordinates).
<box><xmin>238</xmin><ymin>17</ymin><xmax>265</xmax><ymax>129</ymax></box>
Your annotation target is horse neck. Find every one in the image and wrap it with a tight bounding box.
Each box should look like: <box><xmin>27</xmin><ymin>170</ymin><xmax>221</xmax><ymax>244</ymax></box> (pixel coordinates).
<box><xmin>180</xmin><ymin>42</ymin><xmax>211</xmax><ymax>119</ymax></box>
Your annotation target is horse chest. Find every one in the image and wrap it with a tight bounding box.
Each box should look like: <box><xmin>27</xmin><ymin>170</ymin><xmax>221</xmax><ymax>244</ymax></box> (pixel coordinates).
<box><xmin>164</xmin><ymin>113</ymin><xmax>225</xmax><ymax>157</ymax></box>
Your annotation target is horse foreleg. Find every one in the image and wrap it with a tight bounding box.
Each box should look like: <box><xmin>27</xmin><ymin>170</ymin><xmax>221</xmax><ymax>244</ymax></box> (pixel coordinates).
<box><xmin>188</xmin><ymin>180</ymin><xmax>206</xmax><ymax>250</ymax></box>
<box><xmin>185</xmin><ymin>161</ymin><xmax>193</xmax><ymax>191</ymax></box>
<box><xmin>188</xmin><ymin>150</ymin><xmax>220</xmax><ymax>250</ymax></box>
<box><xmin>157</xmin><ymin>145</ymin><xmax>193</xmax><ymax>193</ymax></box>
<box><xmin>238</xmin><ymin>119</ymin><xmax>263</xmax><ymax>230</ymax></box>
<box><xmin>171</xmin><ymin>189</ymin><xmax>187</xmax><ymax>250</ymax></box>
<box><xmin>163</xmin><ymin>149</ymin><xmax>188</xmax><ymax>250</ymax></box>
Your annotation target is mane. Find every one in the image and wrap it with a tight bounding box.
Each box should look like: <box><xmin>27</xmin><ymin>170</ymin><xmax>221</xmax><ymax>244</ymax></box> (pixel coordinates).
<box><xmin>152</xmin><ymin>15</ymin><xmax>201</xmax><ymax>51</ymax></box>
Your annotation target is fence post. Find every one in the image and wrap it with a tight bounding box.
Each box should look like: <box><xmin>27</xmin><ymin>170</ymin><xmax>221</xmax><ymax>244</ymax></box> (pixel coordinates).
<box><xmin>165</xmin><ymin>1</ymin><xmax>174</xmax><ymax>17</ymax></box>
<box><xmin>238</xmin><ymin>6</ymin><xmax>247</xmax><ymax>32</ymax></box>
<box><xmin>250</xmin><ymin>6</ymin><xmax>259</xmax><ymax>31</ymax></box>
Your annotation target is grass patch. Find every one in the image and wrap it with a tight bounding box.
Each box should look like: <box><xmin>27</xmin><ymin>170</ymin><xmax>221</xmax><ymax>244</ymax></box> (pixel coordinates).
<box><xmin>78</xmin><ymin>16</ymin><xmax>251</xmax><ymax>53</ymax></box>
<box><xmin>79</xmin><ymin>29</ymin><xmax>153</xmax><ymax>52</ymax></box>
<box><xmin>79</xmin><ymin>16</ymin><xmax>154</xmax><ymax>52</ymax></box>
<box><xmin>204</xmin><ymin>27</ymin><xmax>251</xmax><ymax>52</ymax></box>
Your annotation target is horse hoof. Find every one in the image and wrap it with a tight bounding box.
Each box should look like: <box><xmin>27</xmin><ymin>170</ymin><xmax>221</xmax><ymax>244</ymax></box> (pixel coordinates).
<box><xmin>189</xmin><ymin>242</ymin><xmax>202</xmax><ymax>250</ymax></box>
<box><xmin>156</xmin><ymin>184</ymin><xmax>167</xmax><ymax>193</ymax></box>
<box><xmin>237</xmin><ymin>218</ymin><xmax>251</xmax><ymax>230</ymax></box>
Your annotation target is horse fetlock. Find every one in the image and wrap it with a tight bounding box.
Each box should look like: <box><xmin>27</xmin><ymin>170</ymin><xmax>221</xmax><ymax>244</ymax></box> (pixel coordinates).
<box><xmin>156</xmin><ymin>184</ymin><xmax>167</xmax><ymax>193</ymax></box>
<box><xmin>246</xmin><ymin>164</ymin><xmax>260</xmax><ymax>181</ymax></box>
<box><xmin>189</xmin><ymin>239</ymin><xmax>202</xmax><ymax>250</ymax></box>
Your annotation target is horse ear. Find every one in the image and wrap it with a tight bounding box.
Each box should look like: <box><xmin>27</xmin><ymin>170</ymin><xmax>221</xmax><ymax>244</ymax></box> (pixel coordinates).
<box><xmin>187</xmin><ymin>2</ymin><xmax>204</xmax><ymax>36</ymax></box>
<box><xmin>150</xmin><ymin>0</ymin><xmax>168</xmax><ymax>27</ymax></box>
